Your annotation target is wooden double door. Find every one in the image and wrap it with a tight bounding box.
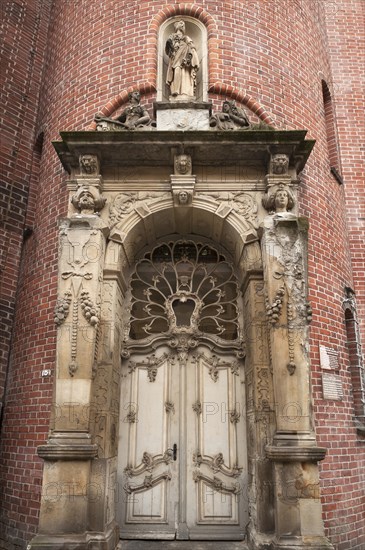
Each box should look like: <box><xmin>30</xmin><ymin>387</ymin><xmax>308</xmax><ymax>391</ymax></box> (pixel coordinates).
<box><xmin>117</xmin><ymin>345</ymin><xmax>248</xmax><ymax>540</ymax></box>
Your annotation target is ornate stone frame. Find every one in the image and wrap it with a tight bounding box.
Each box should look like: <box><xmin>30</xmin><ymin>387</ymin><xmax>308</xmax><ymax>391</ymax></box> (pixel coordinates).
<box><xmin>29</xmin><ymin>130</ymin><xmax>333</xmax><ymax>550</ymax></box>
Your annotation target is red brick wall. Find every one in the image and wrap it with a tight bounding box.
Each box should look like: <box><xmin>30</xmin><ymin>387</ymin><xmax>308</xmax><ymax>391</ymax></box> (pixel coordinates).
<box><xmin>313</xmin><ymin>2</ymin><xmax>365</xmax><ymax>548</ymax></box>
<box><xmin>0</xmin><ymin>1</ymin><xmax>53</xmax><ymax>546</ymax></box>
<box><xmin>0</xmin><ymin>1</ymin><xmax>364</xmax><ymax>549</ymax></box>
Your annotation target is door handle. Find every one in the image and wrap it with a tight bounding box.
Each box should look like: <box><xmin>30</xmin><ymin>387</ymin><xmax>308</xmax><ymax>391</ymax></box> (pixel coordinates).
<box><xmin>167</xmin><ymin>444</ymin><xmax>178</xmax><ymax>461</ymax></box>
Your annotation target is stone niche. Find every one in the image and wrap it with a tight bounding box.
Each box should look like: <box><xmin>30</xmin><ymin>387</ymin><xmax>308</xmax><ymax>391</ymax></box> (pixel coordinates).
<box><xmin>29</xmin><ymin>127</ymin><xmax>332</xmax><ymax>550</ymax></box>
<box><xmin>158</xmin><ymin>16</ymin><xmax>208</xmax><ymax>103</ymax></box>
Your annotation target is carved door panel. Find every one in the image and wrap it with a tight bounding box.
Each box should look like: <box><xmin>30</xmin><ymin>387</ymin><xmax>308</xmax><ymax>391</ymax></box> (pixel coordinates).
<box><xmin>186</xmin><ymin>351</ymin><xmax>247</xmax><ymax>540</ymax></box>
<box><xmin>117</xmin><ymin>346</ymin><xmax>247</xmax><ymax>540</ymax></box>
<box><xmin>117</xmin><ymin>348</ymin><xmax>179</xmax><ymax>539</ymax></box>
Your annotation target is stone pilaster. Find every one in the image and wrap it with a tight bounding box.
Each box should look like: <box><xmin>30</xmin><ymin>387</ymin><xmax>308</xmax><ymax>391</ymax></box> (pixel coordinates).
<box><xmin>30</xmin><ymin>192</ymin><xmax>119</xmax><ymax>548</ymax></box>
<box><xmin>261</xmin><ymin>215</ymin><xmax>333</xmax><ymax>549</ymax></box>
<box><xmin>240</xmin><ymin>242</ymin><xmax>275</xmax><ymax>548</ymax></box>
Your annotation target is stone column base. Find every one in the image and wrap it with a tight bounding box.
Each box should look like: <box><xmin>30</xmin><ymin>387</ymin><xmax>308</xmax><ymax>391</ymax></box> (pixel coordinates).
<box><xmin>28</xmin><ymin>522</ymin><xmax>119</xmax><ymax>550</ymax></box>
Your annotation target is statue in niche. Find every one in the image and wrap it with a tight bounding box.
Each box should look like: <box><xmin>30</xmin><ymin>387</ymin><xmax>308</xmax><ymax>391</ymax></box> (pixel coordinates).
<box><xmin>165</xmin><ymin>20</ymin><xmax>200</xmax><ymax>100</ymax></box>
<box><xmin>95</xmin><ymin>91</ymin><xmax>155</xmax><ymax>130</ymax></box>
<box><xmin>262</xmin><ymin>184</ymin><xmax>295</xmax><ymax>215</ymax></box>
<box><xmin>210</xmin><ymin>100</ymin><xmax>250</xmax><ymax>130</ymax></box>
<box><xmin>71</xmin><ymin>184</ymin><xmax>106</xmax><ymax>215</ymax></box>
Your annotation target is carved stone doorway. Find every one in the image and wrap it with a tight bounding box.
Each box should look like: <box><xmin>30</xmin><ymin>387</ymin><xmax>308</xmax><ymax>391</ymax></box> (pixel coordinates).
<box><xmin>117</xmin><ymin>240</ymin><xmax>248</xmax><ymax>541</ymax></box>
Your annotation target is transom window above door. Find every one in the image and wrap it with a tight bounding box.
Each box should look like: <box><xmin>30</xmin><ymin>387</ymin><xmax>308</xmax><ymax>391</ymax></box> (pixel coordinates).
<box><xmin>127</xmin><ymin>240</ymin><xmax>242</xmax><ymax>345</ymax></box>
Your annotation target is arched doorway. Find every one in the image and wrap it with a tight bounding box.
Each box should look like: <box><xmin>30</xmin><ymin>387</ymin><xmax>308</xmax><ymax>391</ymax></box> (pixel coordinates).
<box><xmin>117</xmin><ymin>239</ymin><xmax>248</xmax><ymax>540</ymax></box>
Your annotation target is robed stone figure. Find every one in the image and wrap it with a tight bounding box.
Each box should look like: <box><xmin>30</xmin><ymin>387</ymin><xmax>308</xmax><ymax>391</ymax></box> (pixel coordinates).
<box><xmin>165</xmin><ymin>20</ymin><xmax>200</xmax><ymax>100</ymax></box>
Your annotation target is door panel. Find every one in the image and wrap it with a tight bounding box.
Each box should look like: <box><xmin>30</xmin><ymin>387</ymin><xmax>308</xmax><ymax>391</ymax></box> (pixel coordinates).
<box><xmin>186</xmin><ymin>351</ymin><xmax>247</xmax><ymax>539</ymax></box>
<box><xmin>118</xmin><ymin>350</ymin><xmax>178</xmax><ymax>538</ymax></box>
<box><xmin>117</xmin><ymin>347</ymin><xmax>247</xmax><ymax>540</ymax></box>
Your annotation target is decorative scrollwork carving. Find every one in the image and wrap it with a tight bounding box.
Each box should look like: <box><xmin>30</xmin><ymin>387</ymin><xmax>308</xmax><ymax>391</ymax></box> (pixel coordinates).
<box><xmin>124</xmin><ymin>471</ymin><xmax>172</xmax><ymax>494</ymax></box>
<box><xmin>230</xmin><ymin>361</ymin><xmax>240</xmax><ymax>375</ymax></box>
<box><xmin>193</xmin><ymin>470</ymin><xmax>241</xmax><ymax>495</ymax></box>
<box><xmin>124</xmin><ymin>449</ymin><xmax>174</xmax><ymax>477</ymax></box>
<box><xmin>192</xmin><ymin>401</ymin><xmax>202</xmax><ymax>415</ymax></box>
<box><xmin>126</xmin><ymin>410</ymin><xmax>137</xmax><ymax>423</ymax></box>
<box><xmin>165</xmin><ymin>401</ymin><xmax>175</xmax><ymax>414</ymax></box>
<box><xmin>193</xmin><ymin>451</ymin><xmax>242</xmax><ymax>478</ymax></box>
<box><xmin>196</xmin><ymin>192</ymin><xmax>259</xmax><ymax>230</ymax></box>
<box><xmin>230</xmin><ymin>410</ymin><xmax>241</xmax><ymax>423</ymax></box>
<box><xmin>126</xmin><ymin>240</ymin><xmax>242</xmax><ymax>349</ymax></box>
<box><xmin>125</xmin><ymin>353</ymin><xmax>169</xmax><ymax>382</ymax></box>
<box><xmin>168</xmin><ymin>334</ymin><xmax>199</xmax><ymax>363</ymax></box>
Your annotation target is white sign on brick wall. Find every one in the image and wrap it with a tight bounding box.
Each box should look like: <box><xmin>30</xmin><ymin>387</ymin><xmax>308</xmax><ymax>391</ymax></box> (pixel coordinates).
<box><xmin>322</xmin><ymin>373</ymin><xmax>344</xmax><ymax>401</ymax></box>
<box><xmin>319</xmin><ymin>345</ymin><xmax>339</xmax><ymax>370</ymax></box>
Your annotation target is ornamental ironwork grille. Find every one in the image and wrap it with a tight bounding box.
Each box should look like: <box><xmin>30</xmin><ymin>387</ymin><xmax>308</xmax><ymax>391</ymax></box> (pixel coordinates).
<box><xmin>125</xmin><ymin>240</ymin><xmax>243</xmax><ymax>350</ymax></box>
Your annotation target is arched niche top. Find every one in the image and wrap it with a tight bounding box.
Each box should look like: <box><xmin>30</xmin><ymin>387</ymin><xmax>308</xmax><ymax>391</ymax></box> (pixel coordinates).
<box><xmin>157</xmin><ymin>16</ymin><xmax>208</xmax><ymax>102</ymax></box>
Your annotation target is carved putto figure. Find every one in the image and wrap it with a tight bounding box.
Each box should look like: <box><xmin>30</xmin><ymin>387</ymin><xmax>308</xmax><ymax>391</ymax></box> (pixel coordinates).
<box><xmin>165</xmin><ymin>20</ymin><xmax>199</xmax><ymax>100</ymax></box>
<box><xmin>94</xmin><ymin>91</ymin><xmax>155</xmax><ymax>130</ymax></box>
<box><xmin>262</xmin><ymin>184</ymin><xmax>295</xmax><ymax>214</ymax></box>
<box><xmin>210</xmin><ymin>100</ymin><xmax>250</xmax><ymax>130</ymax></box>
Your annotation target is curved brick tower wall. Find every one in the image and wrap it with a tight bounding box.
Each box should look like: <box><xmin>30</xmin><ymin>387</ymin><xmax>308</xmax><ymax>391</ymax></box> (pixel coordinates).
<box><xmin>0</xmin><ymin>1</ymin><xmax>364</xmax><ymax>549</ymax></box>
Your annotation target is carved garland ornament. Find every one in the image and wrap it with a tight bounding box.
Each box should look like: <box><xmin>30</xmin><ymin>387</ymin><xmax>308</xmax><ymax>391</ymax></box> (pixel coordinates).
<box><xmin>54</xmin><ymin>291</ymin><xmax>72</xmax><ymax>326</ymax></box>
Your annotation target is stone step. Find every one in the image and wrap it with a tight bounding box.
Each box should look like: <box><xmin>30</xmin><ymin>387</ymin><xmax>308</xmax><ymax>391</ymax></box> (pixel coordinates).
<box><xmin>119</xmin><ymin>541</ymin><xmax>249</xmax><ymax>550</ymax></box>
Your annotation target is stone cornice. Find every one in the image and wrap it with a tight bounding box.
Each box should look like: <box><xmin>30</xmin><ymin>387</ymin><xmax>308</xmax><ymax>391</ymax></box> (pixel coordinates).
<box><xmin>37</xmin><ymin>444</ymin><xmax>98</xmax><ymax>461</ymax></box>
<box><xmin>266</xmin><ymin>445</ymin><xmax>327</xmax><ymax>463</ymax></box>
<box><xmin>53</xmin><ymin>129</ymin><xmax>314</xmax><ymax>174</ymax></box>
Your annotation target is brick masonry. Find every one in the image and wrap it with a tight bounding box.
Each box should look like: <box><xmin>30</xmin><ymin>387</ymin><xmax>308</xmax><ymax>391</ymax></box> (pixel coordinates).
<box><xmin>0</xmin><ymin>1</ymin><xmax>364</xmax><ymax>549</ymax></box>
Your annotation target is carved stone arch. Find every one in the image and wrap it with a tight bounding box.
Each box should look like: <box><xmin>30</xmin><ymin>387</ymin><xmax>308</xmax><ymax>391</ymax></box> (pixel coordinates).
<box><xmin>157</xmin><ymin>16</ymin><xmax>208</xmax><ymax>102</ymax></box>
<box><xmin>108</xmin><ymin>200</ymin><xmax>260</xmax><ymax>274</ymax></box>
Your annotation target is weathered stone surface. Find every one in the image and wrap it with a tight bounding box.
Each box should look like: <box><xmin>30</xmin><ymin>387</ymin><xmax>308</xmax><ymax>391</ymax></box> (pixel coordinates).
<box><xmin>157</xmin><ymin>107</ymin><xmax>210</xmax><ymax>130</ymax></box>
